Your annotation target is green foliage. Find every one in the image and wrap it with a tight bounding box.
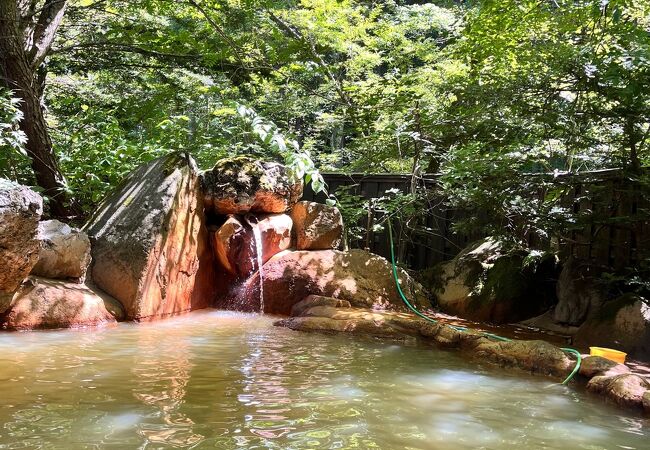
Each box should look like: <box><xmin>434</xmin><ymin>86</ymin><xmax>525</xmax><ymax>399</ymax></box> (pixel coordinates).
<box><xmin>439</xmin><ymin>0</ymin><xmax>650</xmax><ymax>246</ymax></box>
<box><xmin>371</xmin><ymin>189</ymin><xmax>423</xmax><ymax>231</ymax></box>
<box><xmin>331</xmin><ymin>184</ymin><xmax>423</xmax><ymax>259</ymax></box>
<box><xmin>234</xmin><ymin>103</ymin><xmax>326</xmax><ymax>193</ymax></box>
<box><xmin>3</xmin><ymin>0</ymin><xmax>647</xmax><ymax>248</ymax></box>
<box><xmin>331</xmin><ymin>186</ymin><xmax>367</xmax><ymax>247</ymax></box>
<box><xmin>601</xmin><ymin>258</ymin><xmax>650</xmax><ymax>301</ymax></box>
<box><xmin>0</xmin><ymin>90</ymin><xmax>29</xmax><ymax>181</ymax></box>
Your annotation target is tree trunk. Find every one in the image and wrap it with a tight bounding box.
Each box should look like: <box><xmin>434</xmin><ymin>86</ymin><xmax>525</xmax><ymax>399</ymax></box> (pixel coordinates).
<box><xmin>0</xmin><ymin>0</ymin><xmax>75</xmax><ymax>218</ymax></box>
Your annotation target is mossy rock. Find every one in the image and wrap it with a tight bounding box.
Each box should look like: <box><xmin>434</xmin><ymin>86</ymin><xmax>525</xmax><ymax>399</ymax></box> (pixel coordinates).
<box><xmin>424</xmin><ymin>238</ymin><xmax>559</xmax><ymax>324</ymax></box>
<box><xmin>552</xmin><ymin>257</ymin><xmax>607</xmax><ymax>326</ymax></box>
<box><xmin>84</xmin><ymin>152</ymin><xmax>215</xmax><ymax>321</ymax></box>
<box><xmin>468</xmin><ymin>252</ymin><xmax>558</xmax><ymax>323</ymax></box>
<box><xmin>593</xmin><ymin>292</ymin><xmax>640</xmax><ymax>322</ymax></box>
<box><xmin>201</xmin><ymin>156</ymin><xmax>303</xmax><ymax>214</ymax></box>
<box><xmin>576</xmin><ymin>294</ymin><xmax>650</xmax><ymax>362</ymax></box>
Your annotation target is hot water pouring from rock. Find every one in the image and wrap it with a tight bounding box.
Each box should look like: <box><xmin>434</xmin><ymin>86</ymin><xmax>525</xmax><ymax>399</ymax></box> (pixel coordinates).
<box><xmin>201</xmin><ymin>156</ymin><xmax>301</xmax><ymax>311</ymax></box>
<box><xmin>244</xmin><ymin>213</ymin><xmax>265</xmax><ymax>313</ymax></box>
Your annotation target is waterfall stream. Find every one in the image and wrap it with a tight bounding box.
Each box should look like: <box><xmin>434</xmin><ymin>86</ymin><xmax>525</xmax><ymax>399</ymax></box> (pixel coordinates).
<box><xmin>245</xmin><ymin>214</ymin><xmax>265</xmax><ymax>313</ymax></box>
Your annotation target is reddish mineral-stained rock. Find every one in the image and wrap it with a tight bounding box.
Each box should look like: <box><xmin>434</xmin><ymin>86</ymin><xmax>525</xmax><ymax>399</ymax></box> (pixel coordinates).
<box><xmin>2</xmin><ymin>276</ymin><xmax>124</xmax><ymax>330</ymax></box>
<box><xmin>257</xmin><ymin>213</ymin><xmax>293</xmax><ymax>261</ymax></box>
<box><xmin>290</xmin><ymin>201</ymin><xmax>343</xmax><ymax>250</ymax></box>
<box><xmin>213</xmin><ymin>215</ymin><xmax>250</xmax><ymax>276</ymax></box>
<box><xmin>201</xmin><ymin>156</ymin><xmax>302</xmax><ymax>215</ymax></box>
<box><xmin>84</xmin><ymin>153</ymin><xmax>216</xmax><ymax>321</ymax></box>
<box><xmin>212</xmin><ymin>214</ymin><xmax>293</xmax><ymax>277</ymax></box>
<box><xmin>231</xmin><ymin>249</ymin><xmax>429</xmax><ymax>314</ymax></box>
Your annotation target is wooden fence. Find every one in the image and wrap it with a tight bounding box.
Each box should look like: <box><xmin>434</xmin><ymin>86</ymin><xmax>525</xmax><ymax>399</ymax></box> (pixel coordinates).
<box><xmin>555</xmin><ymin>169</ymin><xmax>650</xmax><ymax>270</ymax></box>
<box><xmin>301</xmin><ymin>170</ymin><xmax>650</xmax><ymax>271</ymax></box>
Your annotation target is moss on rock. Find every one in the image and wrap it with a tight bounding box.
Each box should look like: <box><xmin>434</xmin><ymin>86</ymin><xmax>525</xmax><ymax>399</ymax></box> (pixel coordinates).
<box><xmin>424</xmin><ymin>238</ymin><xmax>559</xmax><ymax>324</ymax></box>
<box><xmin>201</xmin><ymin>156</ymin><xmax>303</xmax><ymax>214</ymax></box>
<box><xmin>575</xmin><ymin>293</ymin><xmax>650</xmax><ymax>361</ymax></box>
<box><xmin>594</xmin><ymin>292</ymin><xmax>640</xmax><ymax>322</ymax></box>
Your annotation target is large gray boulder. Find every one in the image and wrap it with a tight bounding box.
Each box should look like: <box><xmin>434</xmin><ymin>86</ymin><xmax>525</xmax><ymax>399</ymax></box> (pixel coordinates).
<box><xmin>424</xmin><ymin>238</ymin><xmax>558</xmax><ymax>324</ymax></box>
<box><xmin>553</xmin><ymin>257</ymin><xmax>606</xmax><ymax>325</ymax></box>
<box><xmin>201</xmin><ymin>156</ymin><xmax>303</xmax><ymax>215</ymax></box>
<box><xmin>575</xmin><ymin>294</ymin><xmax>650</xmax><ymax>361</ymax></box>
<box><xmin>232</xmin><ymin>249</ymin><xmax>430</xmax><ymax>315</ymax></box>
<box><xmin>0</xmin><ymin>179</ymin><xmax>43</xmax><ymax>312</ymax></box>
<box><xmin>84</xmin><ymin>153</ymin><xmax>216</xmax><ymax>321</ymax></box>
<box><xmin>31</xmin><ymin>220</ymin><xmax>91</xmax><ymax>281</ymax></box>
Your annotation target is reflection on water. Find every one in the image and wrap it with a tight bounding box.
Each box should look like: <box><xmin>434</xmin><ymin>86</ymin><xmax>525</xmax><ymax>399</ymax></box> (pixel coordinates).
<box><xmin>0</xmin><ymin>310</ymin><xmax>647</xmax><ymax>449</ymax></box>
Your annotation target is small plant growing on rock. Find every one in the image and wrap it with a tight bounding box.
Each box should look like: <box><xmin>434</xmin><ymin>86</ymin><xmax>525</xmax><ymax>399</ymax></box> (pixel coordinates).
<box><xmin>235</xmin><ymin>103</ymin><xmax>327</xmax><ymax>195</ymax></box>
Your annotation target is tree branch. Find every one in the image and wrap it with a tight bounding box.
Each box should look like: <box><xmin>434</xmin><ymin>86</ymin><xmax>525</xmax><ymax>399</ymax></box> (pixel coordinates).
<box><xmin>28</xmin><ymin>0</ymin><xmax>67</xmax><ymax>69</ymax></box>
<box><xmin>185</xmin><ymin>0</ymin><xmax>246</xmax><ymax>69</ymax></box>
<box><xmin>54</xmin><ymin>41</ymin><xmax>202</xmax><ymax>61</ymax></box>
<box><xmin>17</xmin><ymin>0</ymin><xmax>37</xmax><ymax>28</ymax></box>
<box><xmin>267</xmin><ymin>9</ymin><xmax>352</xmax><ymax>108</ymax></box>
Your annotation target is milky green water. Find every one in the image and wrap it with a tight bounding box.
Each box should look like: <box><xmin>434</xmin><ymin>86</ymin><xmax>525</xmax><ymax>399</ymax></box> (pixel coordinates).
<box><xmin>0</xmin><ymin>310</ymin><xmax>647</xmax><ymax>449</ymax></box>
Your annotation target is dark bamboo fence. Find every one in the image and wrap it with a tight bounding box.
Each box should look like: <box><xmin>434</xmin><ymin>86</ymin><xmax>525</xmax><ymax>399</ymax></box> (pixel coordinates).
<box><xmin>301</xmin><ymin>170</ymin><xmax>650</xmax><ymax>270</ymax></box>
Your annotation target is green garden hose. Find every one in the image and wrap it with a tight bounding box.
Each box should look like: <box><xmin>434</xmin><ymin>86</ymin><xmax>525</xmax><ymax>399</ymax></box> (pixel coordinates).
<box><xmin>559</xmin><ymin>348</ymin><xmax>582</xmax><ymax>385</ymax></box>
<box><xmin>385</xmin><ymin>218</ymin><xmax>581</xmax><ymax>385</ymax></box>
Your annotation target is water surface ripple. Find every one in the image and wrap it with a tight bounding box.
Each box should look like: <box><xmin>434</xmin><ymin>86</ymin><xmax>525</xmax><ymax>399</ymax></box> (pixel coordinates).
<box><xmin>0</xmin><ymin>310</ymin><xmax>647</xmax><ymax>449</ymax></box>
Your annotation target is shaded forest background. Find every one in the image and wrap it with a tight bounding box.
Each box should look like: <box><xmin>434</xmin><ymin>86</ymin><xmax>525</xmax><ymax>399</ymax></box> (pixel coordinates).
<box><xmin>1</xmin><ymin>0</ymin><xmax>649</xmax><ymax>262</ymax></box>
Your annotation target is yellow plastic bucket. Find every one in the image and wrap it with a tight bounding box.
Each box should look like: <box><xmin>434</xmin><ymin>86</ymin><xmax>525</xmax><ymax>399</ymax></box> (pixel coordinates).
<box><xmin>590</xmin><ymin>347</ymin><xmax>627</xmax><ymax>364</ymax></box>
